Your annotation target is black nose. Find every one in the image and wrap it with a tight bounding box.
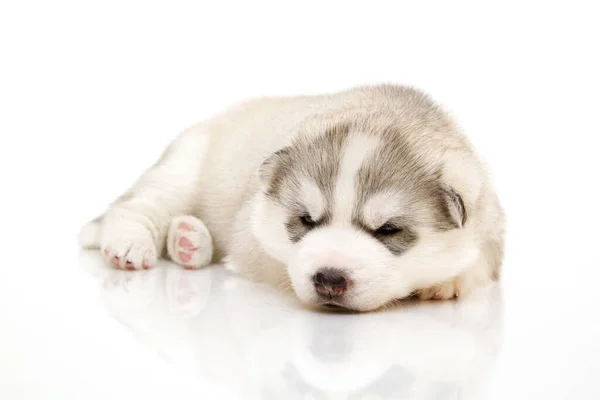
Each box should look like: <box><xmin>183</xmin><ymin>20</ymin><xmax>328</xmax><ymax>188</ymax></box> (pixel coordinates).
<box><xmin>313</xmin><ymin>268</ymin><xmax>348</xmax><ymax>298</ymax></box>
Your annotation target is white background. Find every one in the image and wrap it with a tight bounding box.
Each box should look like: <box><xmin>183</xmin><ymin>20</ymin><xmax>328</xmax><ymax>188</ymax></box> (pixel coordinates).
<box><xmin>1</xmin><ymin>1</ymin><xmax>599</xmax><ymax>399</ymax></box>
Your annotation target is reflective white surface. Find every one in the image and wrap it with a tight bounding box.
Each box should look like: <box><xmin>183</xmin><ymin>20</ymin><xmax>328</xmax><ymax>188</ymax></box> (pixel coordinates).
<box><xmin>3</xmin><ymin>247</ymin><xmax>599</xmax><ymax>399</ymax></box>
<box><xmin>81</xmin><ymin>252</ymin><xmax>504</xmax><ymax>400</ymax></box>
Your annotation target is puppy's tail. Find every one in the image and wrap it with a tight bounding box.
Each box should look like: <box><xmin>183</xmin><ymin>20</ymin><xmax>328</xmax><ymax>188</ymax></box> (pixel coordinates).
<box><xmin>78</xmin><ymin>216</ymin><xmax>103</xmax><ymax>249</ymax></box>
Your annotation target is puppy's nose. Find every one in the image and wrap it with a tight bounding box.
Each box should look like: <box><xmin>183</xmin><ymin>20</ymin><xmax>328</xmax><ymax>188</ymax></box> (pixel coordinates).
<box><xmin>313</xmin><ymin>268</ymin><xmax>348</xmax><ymax>298</ymax></box>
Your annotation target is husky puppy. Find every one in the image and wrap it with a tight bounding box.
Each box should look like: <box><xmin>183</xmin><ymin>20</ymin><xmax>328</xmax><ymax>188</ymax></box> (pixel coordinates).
<box><xmin>80</xmin><ymin>84</ymin><xmax>505</xmax><ymax>312</ymax></box>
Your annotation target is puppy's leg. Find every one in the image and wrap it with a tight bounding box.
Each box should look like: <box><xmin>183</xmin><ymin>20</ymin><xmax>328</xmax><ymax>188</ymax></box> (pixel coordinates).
<box><xmin>415</xmin><ymin>277</ymin><xmax>464</xmax><ymax>300</ymax></box>
<box><xmin>167</xmin><ymin>215</ymin><xmax>213</xmax><ymax>270</ymax></box>
<box><xmin>415</xmin><ymin>258</ymin><xmax>494</xmax><ymax>301</ymax></box>
<box><xmin>89</xmin><ymin>127</ymin><xmax>210</xmax><ymax>270</ymax></box>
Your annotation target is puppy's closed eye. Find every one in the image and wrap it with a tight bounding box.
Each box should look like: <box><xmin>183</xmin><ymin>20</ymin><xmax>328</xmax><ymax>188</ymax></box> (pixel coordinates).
<box><xmin>374</xmin><ymin>223</ymin><xmax>403</xmax><ymax>236</ymax></box>
<box><xmin>299</xmin><ymin>214</ymin><xmax>319</xmax><ymax>229</ymax></box>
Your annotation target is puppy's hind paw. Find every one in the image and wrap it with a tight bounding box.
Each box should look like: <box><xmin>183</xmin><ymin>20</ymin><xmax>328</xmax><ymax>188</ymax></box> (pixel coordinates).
<box><xmin>167</xmin><ymin>216</ymin><xmax>213</xmax><ymax>270</ymax></box>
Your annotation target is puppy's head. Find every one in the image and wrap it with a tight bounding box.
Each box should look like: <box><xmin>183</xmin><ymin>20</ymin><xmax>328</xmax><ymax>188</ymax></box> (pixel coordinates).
<box><xmin>252</xmin><ymin>123</ymin><xmax>479</xmax><ymax>312</ymax></box>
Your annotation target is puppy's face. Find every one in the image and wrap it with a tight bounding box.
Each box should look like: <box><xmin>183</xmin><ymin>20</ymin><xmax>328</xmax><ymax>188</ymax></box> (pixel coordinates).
<box><xmin>252</xmin><ymin>125</ymin><xmax>478</xmax><ymax>311</ymax></box>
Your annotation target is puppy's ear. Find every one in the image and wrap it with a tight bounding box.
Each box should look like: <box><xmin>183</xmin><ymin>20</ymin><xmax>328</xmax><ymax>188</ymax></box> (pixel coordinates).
<box><xmin>258</xmin><ymin>147</ymin><xmax>291</xmax><ymax>187</ymax></box>
<box><xmin>439</xmin><ymin>184</ymin><xmax>467</xmax><ymax>229</ymax></box>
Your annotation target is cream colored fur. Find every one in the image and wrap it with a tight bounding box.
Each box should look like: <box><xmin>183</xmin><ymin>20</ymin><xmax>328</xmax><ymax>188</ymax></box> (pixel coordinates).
<box><xmin>80</xmin><ymin>84</ymin><xmax>505</xmax><ymax>311</ymax></box>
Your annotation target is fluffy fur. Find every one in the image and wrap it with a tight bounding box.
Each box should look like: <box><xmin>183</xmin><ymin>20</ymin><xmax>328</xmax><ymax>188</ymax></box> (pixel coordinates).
<box><xmin>80</xmin><ymin>84</ymin><xmax>505</xmax><ymax>312</ymax></box>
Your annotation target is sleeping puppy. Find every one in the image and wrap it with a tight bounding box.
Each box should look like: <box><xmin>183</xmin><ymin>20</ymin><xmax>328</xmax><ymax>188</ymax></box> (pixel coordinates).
<box><xmin>79</xmin><ymin>84</ymin><xmax>505</xmax><ymax>312</ymax></box>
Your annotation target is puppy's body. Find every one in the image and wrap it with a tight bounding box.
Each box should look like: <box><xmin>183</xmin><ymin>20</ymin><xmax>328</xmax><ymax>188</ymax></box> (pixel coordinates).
<box><xmin>81</xmin><ymin>84</ymin><xmax>505</xmax><ymax>311</ymax></box>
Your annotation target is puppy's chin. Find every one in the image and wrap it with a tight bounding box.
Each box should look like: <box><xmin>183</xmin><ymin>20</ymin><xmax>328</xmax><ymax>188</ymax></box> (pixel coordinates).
<box><xmin>294</xmin><ymin>291</ymin><xmax>405</xmax><ymax>313</ymax></box>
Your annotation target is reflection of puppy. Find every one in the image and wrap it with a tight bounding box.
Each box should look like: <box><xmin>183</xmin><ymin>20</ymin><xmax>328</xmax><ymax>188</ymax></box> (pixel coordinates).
<box><xmin>81</xmin><ymin>252</ymin><xmax>221</xmax><ymax>374</ymax></box>
<box><xmin>79</xmin><ymin>251</ymin><xmax>162</xmax><ymax>312</ymax></box>
<box><xmin>80</xmin><ymin>84</ymin><xmax>505</xmax><ymax>311</ymax></box>
<box><xmin>246</xmin><ymin>288</ymin><xmax>503</xmax><ymax>400</ymax></box>
<box><xmin>83</xmin><ymin>251</ymin><xmax>502</xmax><ymax>400</ymax></box>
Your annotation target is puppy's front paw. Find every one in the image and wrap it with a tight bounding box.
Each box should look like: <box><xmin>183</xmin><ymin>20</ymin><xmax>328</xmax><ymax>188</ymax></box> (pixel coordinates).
<box><xmin>101</xmin><ymin>219</ymin><xmax>157</xmax><ymax>270</ymax></box>
<box><xmin>167</xmin><ymin>216</ymin><xmax>213</xmax><ymax>269</ymax></box>
<box><xmin>415</xmin><ymin>276</ymin><xmax>464</xmax><ymax>301</ymax></box>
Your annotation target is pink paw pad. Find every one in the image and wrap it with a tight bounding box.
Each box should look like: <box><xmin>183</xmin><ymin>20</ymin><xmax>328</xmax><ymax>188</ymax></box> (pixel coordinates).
<box><xmin>178</xmin><ymin>222</ymin><xmax>196</xmax><ymax>231</ymax></box>
<box><xmin>178</xmin><ymin>236</ymin><xmax>193</xmax><ymax>248</ymax></box>
<box><xmin>178</xmin><ymin>252</ymin><xmax>192</xmax><ymax>262</ymax></box>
